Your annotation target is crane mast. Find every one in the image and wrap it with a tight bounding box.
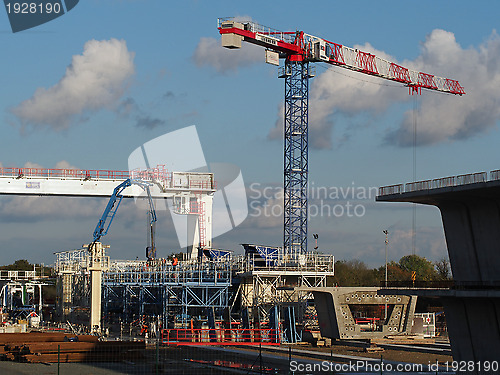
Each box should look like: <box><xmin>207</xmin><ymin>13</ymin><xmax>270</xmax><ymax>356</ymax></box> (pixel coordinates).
<box><xmin>218</xmin><ymin>18</ymin><xmax>465</xmax><ymax>256</ymax></box>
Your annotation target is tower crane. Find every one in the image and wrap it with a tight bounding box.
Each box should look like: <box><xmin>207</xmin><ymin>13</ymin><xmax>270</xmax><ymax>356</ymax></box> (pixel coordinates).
<box><xmin>218</xmin><ymin>18</ymin><xmax>465</xmax><ymax>256</ymax></box>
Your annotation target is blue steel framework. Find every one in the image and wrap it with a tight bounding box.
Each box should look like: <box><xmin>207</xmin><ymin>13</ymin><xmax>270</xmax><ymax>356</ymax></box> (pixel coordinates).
<box><xmin>55</xmin><ymin>250</ymin><xmax>233</xmax><ymax>327</ymax></box>
<box><xmin>101</xmin><ymin>261</ymin><xmax>232</xmax><ymax>325</ymax></box>
<box><xmin>282</xmin><ymin>59</ymin><xmax>312</xmax><ymax>255</ymax></box>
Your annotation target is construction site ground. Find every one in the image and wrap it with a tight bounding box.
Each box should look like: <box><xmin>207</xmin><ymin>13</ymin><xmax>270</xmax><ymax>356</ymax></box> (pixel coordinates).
<box><xmin>0</xmin><ymin>339</ymin><xmax>453</xmax><ymax>374</ymax></box>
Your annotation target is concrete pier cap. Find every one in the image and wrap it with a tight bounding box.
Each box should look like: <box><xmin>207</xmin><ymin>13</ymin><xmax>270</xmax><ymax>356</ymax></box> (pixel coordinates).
<box><xmin>377</xmin><ymin>170</ymin><xmax>500</xmax><ymax>374</ymax></box>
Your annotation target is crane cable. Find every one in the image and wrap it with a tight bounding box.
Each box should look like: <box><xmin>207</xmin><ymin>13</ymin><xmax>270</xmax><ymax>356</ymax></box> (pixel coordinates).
<box><xmin>315</xmin><ymin>62</ymin><xmax>424</xmax><ymax>256</ymax></box>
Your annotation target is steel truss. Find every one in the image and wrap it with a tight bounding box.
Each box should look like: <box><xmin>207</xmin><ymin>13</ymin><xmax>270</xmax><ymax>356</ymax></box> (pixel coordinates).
<box><xmin>282</xmin><ymin>59</ymin><xmax>312</xmax><ymax>256</ymax></box>
<box><xmin>102</xmin><ymin>282</ymin><xmax>231</xmax><ymax>324</ymax></box>
<box><xmin>101</xmin><ymin>260</ymin><xmax>232</xmax><ymax>325</ymax></box>
<box><xmin>240</xmin><ymin>270</ymin><xmax>331</xmax><ymax>324</ymax></box>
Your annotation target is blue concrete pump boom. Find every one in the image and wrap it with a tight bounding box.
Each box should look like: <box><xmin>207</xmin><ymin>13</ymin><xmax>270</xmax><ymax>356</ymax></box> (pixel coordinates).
<box><xmin>88</xmin><ymin>178</ymin><xmax>157</xmax><ymax>258</ymax></box>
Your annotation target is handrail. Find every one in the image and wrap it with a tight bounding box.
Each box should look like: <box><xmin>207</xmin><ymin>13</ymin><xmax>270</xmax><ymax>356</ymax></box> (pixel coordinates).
<box><xmin>0</xmin><ymin>166</ymin><xmax>215</xmax><ymax>190</ymax></box>
<box><xmin>378</xmin><ymin>170</ymin><xmax>493</xmax><ymax>196</ymax></box>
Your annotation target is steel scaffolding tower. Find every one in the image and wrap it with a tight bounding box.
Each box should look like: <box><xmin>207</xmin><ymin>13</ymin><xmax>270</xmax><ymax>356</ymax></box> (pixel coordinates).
<box><xmin>55</xmin><ymin>248</ymin><xmax>233</xmax><ymax>327</ymax></box>
<box><xmin>282</xmin><ymin>59</ymin><xmax>312</xmax><ymax>255</ymax></box>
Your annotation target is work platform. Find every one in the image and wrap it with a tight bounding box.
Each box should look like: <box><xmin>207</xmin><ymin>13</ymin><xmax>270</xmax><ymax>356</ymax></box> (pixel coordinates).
<box><xmin>54</xmin><ymin>244</ymin><xmax>336</xmax><ymax>343</ymax></box>
<box><xmin>377</xmin><ymin>169</ymin><xmax>500</xmax><ymax>374</ymax></box>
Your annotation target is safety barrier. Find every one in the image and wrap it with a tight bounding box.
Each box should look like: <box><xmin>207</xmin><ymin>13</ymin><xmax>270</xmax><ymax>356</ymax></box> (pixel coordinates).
<box><xmin>489</xmin><ymin>169</ymin><xmax>500</xmax><ymax>181</ymax></box>
<box><xmin>378</xmin><ymin>184</ymin><xmax>403</xmax><ymax>196</ymax></box>
<box><xmin>0</xmin><ymin>166</ymin><xmax>215</xmax><ymax>190</ymax></box>
<box><xmin>161</xmin><ymin>328</ymin><xmax>280</xmax><ymax>346</ymax></box>
<box><xmin>0</xmin><ymin>167</ymin><xmax>130</xmax><ymax>180</ymax></box>
<box><xmin>0</xmin><ymin>270</ymin><xmax>37</xmax><ymax>280</ymax></box>
<box><xmin>379</xmin><ymin>170</ymin><xmax>496</xmax><ymax>196</ymax></box>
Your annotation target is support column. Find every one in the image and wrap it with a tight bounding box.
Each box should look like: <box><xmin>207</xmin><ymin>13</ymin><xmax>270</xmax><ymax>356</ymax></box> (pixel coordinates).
<box><xmin>90</xmin><ymin>268</ymin><xmax>102</xmax><ymax>333</ymax></box>
<box><xmin>87</xmin><ymin>242</ymin><xmax>109</xmax><ymax>334</ymax></box>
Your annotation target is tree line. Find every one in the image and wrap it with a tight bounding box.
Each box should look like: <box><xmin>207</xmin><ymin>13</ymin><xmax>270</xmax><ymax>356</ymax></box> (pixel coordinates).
<box><xmin>331</xmin><ymin>254</ymin><xmax>452</xmax><ymax>287</ymax></box>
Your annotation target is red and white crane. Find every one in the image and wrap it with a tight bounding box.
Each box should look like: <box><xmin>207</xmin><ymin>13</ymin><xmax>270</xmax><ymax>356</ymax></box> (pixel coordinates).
<box><xmin>218</xmin><ymin>18</ymin><xmax>465</xmax><ymax>256</ymax></box>
<box><xmin>218</xmin><ymin>19</ymin><xmax>465</xmax><ymax>95</ymax></box>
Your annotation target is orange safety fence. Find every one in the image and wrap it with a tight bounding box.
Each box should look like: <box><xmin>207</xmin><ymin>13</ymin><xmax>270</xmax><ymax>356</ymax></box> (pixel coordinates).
<box><xmin>161</xmin><ymin>328</ymin><xmax>280</xmax><ymax>346</ymax></box>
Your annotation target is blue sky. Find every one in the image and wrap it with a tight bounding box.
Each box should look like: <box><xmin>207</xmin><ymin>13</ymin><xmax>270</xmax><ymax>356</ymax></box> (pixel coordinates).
<box><xmin>1</xmin><ymin>0</ymin><xmax>500</xmax><ymax>268</ymax></box>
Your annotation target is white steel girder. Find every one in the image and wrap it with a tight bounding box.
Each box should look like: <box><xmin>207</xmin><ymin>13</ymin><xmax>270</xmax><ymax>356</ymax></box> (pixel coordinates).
<box><xmin>0</xmin><ymin>167</ymin><xmax>215</xmax><ymax>258</ymax></box>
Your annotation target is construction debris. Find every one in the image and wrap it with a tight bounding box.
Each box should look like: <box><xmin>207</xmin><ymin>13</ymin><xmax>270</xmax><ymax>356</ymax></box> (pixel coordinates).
<box><xmin>0</xmin><ymin>331</ymin><xmax>145</xmax><ymax>363</ymax></box>
<box><xmin>371</xmin><ymin>335</ymin><xmax>436</xmax><ymax>346</ymax></box>
<box><xmin>364</xmin><ymin>345</ymin><xmax>384</xmax><ymax>353</ymax></box>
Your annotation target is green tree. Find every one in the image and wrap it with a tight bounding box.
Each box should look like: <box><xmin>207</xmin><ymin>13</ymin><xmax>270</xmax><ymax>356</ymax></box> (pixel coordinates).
<box><xmin>332</xmin><ymin>259</ymin><xmax>378</xmax><ymax>287</ymax></box>
<box><xmin>399</xmin><ymin>254</ymin><xmax>438</xmax><ymax>281</ymax></box>
<box><xmin>434</xmin><ymin>257</ymin><xmax>452</xmax><ymax>281</ymax></box>
<box><xmin>373</xmin><ymin>261</ymin><xmax>412</xmax><ymax>284</ymax></box>
<box><xmin>0</xmin><ymin>259</ymin><xmax>33</xmax><ymax>271</ymax></box>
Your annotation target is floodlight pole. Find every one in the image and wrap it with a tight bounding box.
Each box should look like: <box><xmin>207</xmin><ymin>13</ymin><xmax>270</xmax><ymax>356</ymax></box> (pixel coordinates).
<box><xmin>383</xmin><ymin>230</ymin><xmax>389</xmax><ymax>320</ymax></box>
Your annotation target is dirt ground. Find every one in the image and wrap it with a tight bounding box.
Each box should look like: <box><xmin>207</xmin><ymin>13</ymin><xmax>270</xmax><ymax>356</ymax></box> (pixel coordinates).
<box><xmin>0</xmin><ymin>341</ymin><xmax>453</xmax><ymax>374</ymax></box>
<box><xmin>294</xmin><ymin>342</ymin><xmax>452</xmax><ymax>365</ymax></box>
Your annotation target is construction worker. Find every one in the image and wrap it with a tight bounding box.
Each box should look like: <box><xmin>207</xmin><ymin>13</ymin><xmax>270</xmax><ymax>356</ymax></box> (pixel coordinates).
<box><xmin>172</xmin><ymin>256</ymin><xmax>178</xmax><ymax>266</ymax></box>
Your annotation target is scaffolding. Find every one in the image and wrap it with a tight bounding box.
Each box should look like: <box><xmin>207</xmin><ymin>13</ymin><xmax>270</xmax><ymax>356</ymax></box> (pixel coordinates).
<box><xmin>0</xmin><ymin>269</ymin><xmax>48</xmax><ymax>321</ymax></box>
<box><xmin>102</xmin><ymin>257</ymin><xmax>232</xmax><ymax>325</ymax></box>
<box><xmin>233</xmin><ymin>245</ymin><xmax>335</xmax><ymax>327</ymax></box>
<box><xmin>54</xmin><ymin>248</ymin><xmax>232</xmax><ymax>327</ymax></box>
<box><xmin>54</xmin><ymin>244</ymin><xmax>335</xmax><ymax>336</ymax></box>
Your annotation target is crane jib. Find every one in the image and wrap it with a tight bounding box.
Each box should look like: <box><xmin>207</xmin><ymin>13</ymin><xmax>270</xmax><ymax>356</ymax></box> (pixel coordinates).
<box><xmin>218</xmin><ymin>18</ymin><xmax>465</xmax><ymax>95</ymax></box>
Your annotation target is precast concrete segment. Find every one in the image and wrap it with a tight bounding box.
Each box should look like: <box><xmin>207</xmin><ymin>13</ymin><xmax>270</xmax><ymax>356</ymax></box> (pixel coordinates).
<box><xmin>308</xmin><ymin>287</ymin><xmax>416</xmax><ymax>340</ymax></box>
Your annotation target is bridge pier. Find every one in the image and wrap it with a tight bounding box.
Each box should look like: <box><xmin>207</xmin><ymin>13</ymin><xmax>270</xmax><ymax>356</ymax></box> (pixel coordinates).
<box><xmin>377</xmin><ymin>172</ymin><xmax>500</xmax><ymax>374</ymax></box>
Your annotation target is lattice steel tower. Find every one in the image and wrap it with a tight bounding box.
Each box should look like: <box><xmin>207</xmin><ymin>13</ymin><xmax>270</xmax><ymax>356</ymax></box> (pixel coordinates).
<box><xmin>282</xmin><ymin>59</ymin><xmax>313</xmax><ymax>255</ymax></box>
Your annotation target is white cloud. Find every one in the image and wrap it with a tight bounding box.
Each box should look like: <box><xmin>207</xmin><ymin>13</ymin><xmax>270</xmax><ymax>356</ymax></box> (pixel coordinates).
<box><xmin>54</xmin><ymin>160</ymin><xmax>79</xmax><ymax>170</ymax></box>
<box><xmin>12</xmin><ymin>39</ymin><xmax>135</xmax><ymax>130</ymax></box>
<box><xmin>22</xmin><ymin>161</ymin><xmax>44</xmax><ymax>169</ymax></box>
<box><xmin>266</xmin><ymin>29</ymin><xmax>500</xmax><ymax>148</ymax></box>
<box><xmin>0</xmin><ymin>196</ymin><xmax>102</xmax><ymax>223</ymax></box>
<box><xmin>245</xmin><ymin>186</ymin><xmax>283</xmax><ymax>228</ymax></box>
<box><xmin>387</xmin><ymin>29</ymin><xmax>500</xmax><ymax>146</ymax></box>
<box><xmin>384</xmin><ymin>227</ymin><xmax>447</xmax><ymax>260</ymax></box>
<box><xmin>192</xmin><ymin>37</ymin><xmax>262</xmax><ymax>73</ymax></box>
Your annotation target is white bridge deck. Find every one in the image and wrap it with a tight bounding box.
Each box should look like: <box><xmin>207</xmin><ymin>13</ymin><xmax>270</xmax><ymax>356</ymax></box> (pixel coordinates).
<box><xmin>0</xmin><ymin>166</ymin><xmax>215</xmax><ymax>198</ymax></box>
